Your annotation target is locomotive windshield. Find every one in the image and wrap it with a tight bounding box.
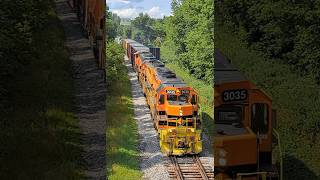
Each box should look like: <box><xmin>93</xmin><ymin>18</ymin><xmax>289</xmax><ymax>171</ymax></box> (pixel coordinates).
<box><xmin>215</xmin><ymin>106</ymin><xmax>243</xmax><ymax>125</ymax></box>
<box><xmin>167</xmin><ymin>94</ymin><xmax>189</xmax><ymax>104</ymax></box>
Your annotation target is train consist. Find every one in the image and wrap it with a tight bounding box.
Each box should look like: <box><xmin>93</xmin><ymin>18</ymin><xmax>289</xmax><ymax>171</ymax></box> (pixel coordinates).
<box><xmin>214</xmin><ymin>49</ymin><xmax>282</xmax><ymax>180</ymax></box>
<box><xmin>68</xmin><ymin>0</ymin><xmax>106</xmax><ymax>70</ymax></box>
<box><xmin>123</xmin><ymin>39</ymin><xmax>203</xmax><ymax>156</ymax></box>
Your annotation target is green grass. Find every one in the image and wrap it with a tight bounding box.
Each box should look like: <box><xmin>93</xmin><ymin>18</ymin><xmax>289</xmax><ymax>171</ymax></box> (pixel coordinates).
<box><xmin>0</xmin><ymin>11</ymin><xmax>83</xmax><ymax>179</ymax></box>
<box><xmin>216</xmin><ymin>25</ymin><xmax>320</xmax><ymax>179</ymax></box>
<box><xmin>161</xmin><ymin>44</ymin><xmax>214</xmax><ymax>142</ymax></box>
<box><xmin>106</xmin><ymin>42</ymin><xmax>142</xmax><ymax>180</ymax></box>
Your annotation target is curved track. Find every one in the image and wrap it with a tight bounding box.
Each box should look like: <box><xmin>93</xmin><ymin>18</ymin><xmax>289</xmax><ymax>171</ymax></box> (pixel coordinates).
<box><xmin>167</xmin><ymin>156</ymin><xmax>214</xmax><ymax>180</ymax></box>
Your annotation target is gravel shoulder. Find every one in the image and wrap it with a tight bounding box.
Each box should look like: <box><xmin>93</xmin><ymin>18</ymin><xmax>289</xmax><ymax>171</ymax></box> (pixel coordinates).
<box><xmin>125</xmin><ymin>56</ymin><xmax>170</xmax><ymax>180</ymax></box>
<box><xmin>56</xmin><ymin>1</ymin><xmax>106</xmax><ymax>179</ymax></box>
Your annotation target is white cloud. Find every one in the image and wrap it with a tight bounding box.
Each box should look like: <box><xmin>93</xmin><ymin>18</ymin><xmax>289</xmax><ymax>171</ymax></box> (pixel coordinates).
<box><xmin>106</xmin><ymin>0</ymin><xmax>130</xmax><ymax>4</ymax></box>
<box><xmin>146</xmin><ymin>6</ymin><xmax>165</xmax><ymax>19</ymax></box>
<box><xmin>112</xmin><ymin>8</ymin><xmax>139</xmax><ymax>19</ymax></box>
<box><xmin>112</xmin><ymin>6</ymin><xmax>166</xmax><ymax>19</ymax></box>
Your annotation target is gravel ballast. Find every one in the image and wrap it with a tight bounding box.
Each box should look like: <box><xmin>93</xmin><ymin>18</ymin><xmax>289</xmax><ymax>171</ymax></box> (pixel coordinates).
<box><xmin>125</xmin><ymin>56</ymin><xmax>170</xmax><ymax>180</ymax></box>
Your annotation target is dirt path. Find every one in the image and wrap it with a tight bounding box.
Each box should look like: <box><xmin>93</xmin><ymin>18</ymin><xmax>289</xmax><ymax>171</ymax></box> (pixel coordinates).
<box><xmin>56</xmin><ymin>1</ymin><xmax>106</xmax><ymax>179</ymax></box>
<box><xmin>125</xmin><ymin>56</ymin><xmax>170</xmax><ymax>180</ymax></box>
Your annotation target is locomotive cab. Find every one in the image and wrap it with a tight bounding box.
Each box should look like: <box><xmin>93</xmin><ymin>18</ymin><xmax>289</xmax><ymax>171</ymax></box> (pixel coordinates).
<box><xmin>156</xmin><ymin>87</ymin><xmax>203</xmax><ymax>156</ymax></box>
<box><xmin>214</xmin><ymin>49</ymin><xmax>282</xmax><ymax>180</ymax></box>
<box><xmin>156</xmin><ymin>87</ymin><xmax>201</xmax><ymax>130</ymax></box>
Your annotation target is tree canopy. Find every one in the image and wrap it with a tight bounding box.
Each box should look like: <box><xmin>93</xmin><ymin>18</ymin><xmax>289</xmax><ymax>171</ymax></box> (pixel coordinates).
<box><xmin>216</xmin><ymin>0</ymin><xmax>320</xmax><ymax>83</ymax></box>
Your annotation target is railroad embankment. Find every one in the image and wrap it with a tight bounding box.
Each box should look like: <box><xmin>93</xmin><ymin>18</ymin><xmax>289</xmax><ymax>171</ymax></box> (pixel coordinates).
<box><xmin>56</xmin><ymin>0</ymin><xmax>106</xmax><ymax>179</ymax></box>
<box><xmin>106</xmin><ymin>42</ymin><xmax>142</xmax><ymax>179</ymax></box>
<box><xmin>125</xmin><ymin>55</ymin><xmax>170</xmax><ymax>180</ymax></box>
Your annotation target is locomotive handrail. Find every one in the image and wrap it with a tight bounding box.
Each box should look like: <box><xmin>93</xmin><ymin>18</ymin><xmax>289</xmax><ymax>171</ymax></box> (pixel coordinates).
<box><xmin>272</xmin><ymin>128</ymin><xmax>283</xmax><ymax>180</ymax></box>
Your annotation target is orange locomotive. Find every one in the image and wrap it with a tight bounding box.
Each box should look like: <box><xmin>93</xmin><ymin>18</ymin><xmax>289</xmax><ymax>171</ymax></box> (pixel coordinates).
<box><xmin>214</xmin><ymin>49</ymin><xmax>282</xmax><ymax>180</ymax></box>
<box><xmin>123</xmin><ymin>39</ymin><xmax>203</xmax><ymax>156</ymax></box>
<box><xmin>69</xmin><ymin>0</ymin><xmax>106</xmax><ymax>69</ymax></box>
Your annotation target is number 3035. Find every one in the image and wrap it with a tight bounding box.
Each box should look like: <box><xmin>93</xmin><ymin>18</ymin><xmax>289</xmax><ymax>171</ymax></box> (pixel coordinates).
<box><xmin>223</xmin><ymin>89</ymin><xmax>247</xmax><ymax>102</ymax></box>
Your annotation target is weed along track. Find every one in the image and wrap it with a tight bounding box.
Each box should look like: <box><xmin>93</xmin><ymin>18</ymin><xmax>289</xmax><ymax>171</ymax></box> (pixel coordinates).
<box><xmin>167</xmin><ymin>156</ymin><xmax>214</xmax><ymax>180</ymax></box>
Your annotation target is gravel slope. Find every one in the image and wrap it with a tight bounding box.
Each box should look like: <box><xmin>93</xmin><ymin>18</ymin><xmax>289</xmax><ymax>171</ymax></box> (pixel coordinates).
<box><xmin>125</xmin><ymin>56</ymin><xmax>170</xmax><ymax>180</ymax></box>
<box><xmin>56</xmin><ymin>1</ymin><xmax>106</xmax><ymax>179</ymax></box>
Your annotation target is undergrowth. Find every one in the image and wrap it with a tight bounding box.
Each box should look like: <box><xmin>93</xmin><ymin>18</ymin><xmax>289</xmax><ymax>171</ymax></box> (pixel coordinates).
<box><xmin>0</xmin><ymin>11</ymin><xmax>82</xmax><ymax>179</ymax></box>
<box><xmin>106</xmin><ymin>42</ymin><xmax>142</xmax><ymax>180</ymax></box>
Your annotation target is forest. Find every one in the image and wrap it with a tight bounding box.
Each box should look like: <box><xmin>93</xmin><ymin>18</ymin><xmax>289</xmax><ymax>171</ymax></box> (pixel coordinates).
<box><xmin>216</xmin><ymin>0</ymin><xmax>320</xmax><ymax>179</ymax></box>
<box><xmin>216</xmin><ymin>0</ymin><xmax>320</xmax><ymax>83</ymax></box>
<box><xmin>107</xmin><ymin>0</ymin><xmax>214</xmax><ymax>84</ymax></box>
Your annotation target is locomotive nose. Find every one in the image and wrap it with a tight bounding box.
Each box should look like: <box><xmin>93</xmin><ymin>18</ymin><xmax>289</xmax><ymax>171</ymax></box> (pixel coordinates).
<box><xmin>166</xmin><ymin>105</ymin><xmax>193</xmax><ymax>116</ymax></box>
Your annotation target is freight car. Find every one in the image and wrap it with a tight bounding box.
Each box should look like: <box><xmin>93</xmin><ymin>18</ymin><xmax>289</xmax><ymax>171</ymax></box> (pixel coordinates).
<box><xmin>68</xmin><ymin>0</ymin><xmax>106</xmax><ymax>70</ymax></box>
<box><xmin>123</xmin><ymin>39</ymin><xmax>203</xmax><ymax>156</ymax></box>
<box><xmin>214</xmin><ymin>49</ymin><xmax>282</xmax><ymax>180</ymax></box>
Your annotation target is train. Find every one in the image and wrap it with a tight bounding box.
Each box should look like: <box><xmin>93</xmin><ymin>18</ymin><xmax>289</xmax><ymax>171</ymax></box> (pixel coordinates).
<box><xmin>123</xmin><ymin>39</ymin><xmax>203</xmax><ymax>156</ymax></box>
<box><xmin>214</xmin><ymin>49</ymin><xmax>282</xmax><ymax>180</ymax></box>
<box><xmin>68</xmin><ymin>0</ymin><xmax>106</xmax><ymax>70</ymax></box>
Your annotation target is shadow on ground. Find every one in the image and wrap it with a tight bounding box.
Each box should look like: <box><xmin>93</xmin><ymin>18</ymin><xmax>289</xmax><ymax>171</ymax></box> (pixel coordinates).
<box><xmin>284</xmin><ymin>155</ymin><xmax>319</xmax><ymax>180</ymax></box>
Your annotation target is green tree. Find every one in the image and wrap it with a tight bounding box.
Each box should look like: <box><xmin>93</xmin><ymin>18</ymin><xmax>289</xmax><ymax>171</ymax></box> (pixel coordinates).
<box><xmin>164</xmin><ymin>0</ymin><xmax>214</xmax><ymax>83</ymax></box>
<box><xmin>131</xmin><ymin>13</ymin><xmax>156</xmax><ymax>44</ymax></box>
<box><xmin>106</xmin><ymin>11</ymin><xmax>122</xmax><ymax>41</ymax></box>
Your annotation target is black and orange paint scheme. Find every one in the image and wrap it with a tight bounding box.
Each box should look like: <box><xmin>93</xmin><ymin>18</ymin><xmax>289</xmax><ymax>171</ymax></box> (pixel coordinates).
<box><xmin>123</xmin><ymin>39</ymin><xmax>203</xmax><ymax>156</ymax></box>
<box><xmin>214</xmin><ymin>49</ymin><xmax>282</xmax><ymax>180</ymax></box>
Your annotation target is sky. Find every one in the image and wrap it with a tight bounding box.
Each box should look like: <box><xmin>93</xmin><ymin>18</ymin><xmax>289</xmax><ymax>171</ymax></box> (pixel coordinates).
<box><xmin>106</xmin><ymin>0</ymin><xmax>172</xmax><ymax>19</ymax></box>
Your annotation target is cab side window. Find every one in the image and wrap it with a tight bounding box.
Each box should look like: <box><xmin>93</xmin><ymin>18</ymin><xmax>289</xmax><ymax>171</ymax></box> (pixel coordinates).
<box><xmin>159</xmin><ymin>95</ymin><xmax>165</xmax><ymax>104</ymax></box>
<box><xmin>251</xmin><ymin>103</ymin><xmax>269</xmax><ymax>134</ymax></box>
<box><xmin>191</xmin><ymin>95</ymin><xmax>197</xmax><ymax>105</ymax></box>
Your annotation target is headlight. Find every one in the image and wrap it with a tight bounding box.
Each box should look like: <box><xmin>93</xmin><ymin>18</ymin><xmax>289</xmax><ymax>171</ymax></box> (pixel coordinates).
<box><xmin>218</xmin><ymin>158</ymin><xmax>227</xmax><ymax>166</ymax></box>
<box><xmin>219</xmin><ymin>149</ymin><xmax>226</xmax><ymax>157</ymax></box>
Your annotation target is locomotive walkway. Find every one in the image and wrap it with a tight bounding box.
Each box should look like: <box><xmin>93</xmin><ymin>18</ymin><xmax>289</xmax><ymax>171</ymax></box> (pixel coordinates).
<box><xmin>125</xmin><ymin>56</ymin><xmax>170</xmax><ymax>180</ymax></box>
<box><xmin>56</xmin><ymin>0</ymin><xmax>106</xmax><ymax>179</ymax></box>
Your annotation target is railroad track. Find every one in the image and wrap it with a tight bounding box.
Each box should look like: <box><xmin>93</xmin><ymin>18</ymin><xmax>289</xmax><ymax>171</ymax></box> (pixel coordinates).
<box><xmin>167</xmin><ymin>156</ymin><xmax>214</xmax><ymax>180</ymax></box>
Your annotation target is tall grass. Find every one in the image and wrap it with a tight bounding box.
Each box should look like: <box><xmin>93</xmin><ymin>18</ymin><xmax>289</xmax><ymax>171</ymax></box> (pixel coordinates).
<box><xmin>216</xmin><ymin>25</ymin><xmax>320</xmax><ymax>179</ymax></box>
<box><xmin>106</xmin><ymin>42</ymin><xmax>142</xmax><ymax>180</ymax></box>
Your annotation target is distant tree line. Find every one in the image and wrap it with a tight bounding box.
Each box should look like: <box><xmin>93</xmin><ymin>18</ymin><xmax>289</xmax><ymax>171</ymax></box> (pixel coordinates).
<box><xmin>216</xmin><ymin>0</ymin><xmax>320</xmax><ymax>83</ymax></box>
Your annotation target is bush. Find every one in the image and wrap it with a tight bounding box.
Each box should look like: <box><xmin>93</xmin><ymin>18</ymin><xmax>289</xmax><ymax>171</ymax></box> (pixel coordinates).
<box><xmin>106</xmin><ymin>41</ymin><xmax>125</xmax><ymax>86</ymax></box>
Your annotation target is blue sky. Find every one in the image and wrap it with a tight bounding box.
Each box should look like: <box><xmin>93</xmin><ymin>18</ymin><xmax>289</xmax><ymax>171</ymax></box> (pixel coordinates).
<box><xmin>106</xmin><ymin>0</ymin><xmax>172</xmax><ymax>19</ymax></box>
